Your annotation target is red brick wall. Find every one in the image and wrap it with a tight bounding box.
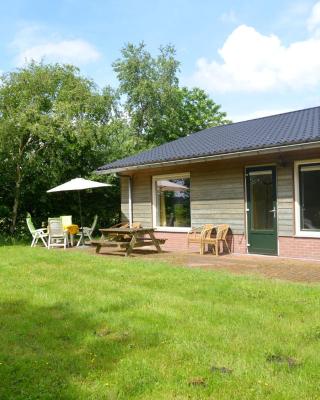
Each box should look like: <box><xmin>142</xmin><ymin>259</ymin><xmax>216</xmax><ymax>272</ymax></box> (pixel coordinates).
<box><xmin>154</xmin><ymin>232</ymin><xmax>320</xmax><ymax>260</ymax></box>
<box><xmin>154</xmin><ymin>231</ymin><xmax>247</xmax><ymax>254</ymax></box>
<box><xmin>279</xmin><ymin>236</ymin><xmax>320</xmax><ymax>259</ymax></box>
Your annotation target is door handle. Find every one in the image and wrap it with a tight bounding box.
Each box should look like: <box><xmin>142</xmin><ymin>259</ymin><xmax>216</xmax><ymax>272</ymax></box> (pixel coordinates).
<box><xmin>269</xmin><ymin>208</ymin><xmax>276</xmax><ymax>217</ymax></box>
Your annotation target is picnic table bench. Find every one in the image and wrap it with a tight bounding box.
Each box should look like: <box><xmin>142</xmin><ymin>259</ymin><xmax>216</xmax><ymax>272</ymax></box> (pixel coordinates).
<box><xmin>91</xmin><ymin>227</ymin><xmax>166</xmax><ymax>256</ymax></box>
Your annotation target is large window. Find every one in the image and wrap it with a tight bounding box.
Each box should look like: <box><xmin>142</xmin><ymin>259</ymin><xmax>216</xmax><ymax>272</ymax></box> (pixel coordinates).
<box><xmin>295</xmin><ymin>161</ymin><xmax>320</xmax><ymax>236</ymax></box>
<box><xmin>153</xmin><ymin>174</ymin><xmax>191</xmax><ymax>230</ymax></box>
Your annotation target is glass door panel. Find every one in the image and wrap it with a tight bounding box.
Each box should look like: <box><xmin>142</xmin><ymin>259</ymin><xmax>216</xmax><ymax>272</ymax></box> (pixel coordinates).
<box><xmin>246</xmin><ymin>167</ymin><xmax>277</xmax><ymax>255</ymax></box>
<box><xmin>249</xmin><ymin>171</ymin><xmax>273</xmax><ymax>231</ymax></box>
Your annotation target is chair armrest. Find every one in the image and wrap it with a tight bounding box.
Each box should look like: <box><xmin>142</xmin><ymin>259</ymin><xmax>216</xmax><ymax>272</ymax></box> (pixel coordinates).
<box><xmin>77</xmin><ymin>227</ymin><xmax>92</xmax><ymax>236</ymax></box>
<box><xmin>188</xmin><ymin>227</ymin><xmax>202</xmax><ymax>234</ymax></box>
<box><xmin>187</xmin><ymin>226</ymin><xmax>203</xmax><ymax>240</ymax></box>
<box><xmin>36</xmin><ymin>228</ymin><xmax>47</xmax><ymax>234</ymax></box>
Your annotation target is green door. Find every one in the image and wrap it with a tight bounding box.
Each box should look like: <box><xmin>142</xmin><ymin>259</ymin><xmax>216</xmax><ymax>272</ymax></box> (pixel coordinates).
<box><xmin>246</xmin><ymin>166</ymin><xmax>278</xmax><ymax>255</ymax></box>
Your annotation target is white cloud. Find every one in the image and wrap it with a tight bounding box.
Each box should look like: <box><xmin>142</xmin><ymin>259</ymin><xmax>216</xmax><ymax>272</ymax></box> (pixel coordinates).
<box><xmin>17</xmin><ymin>39</ymin><xmax>101</xmax><ymax>65</ymax></box>
<box><xmin>190</xmin><ymin>3</ymin><xmax>320</xmax><ymax>93</ymax></box>
<box><xmin>11</xmin><ymin>24</ymin><xmax>101</xmax><ymax>66</ymax></box>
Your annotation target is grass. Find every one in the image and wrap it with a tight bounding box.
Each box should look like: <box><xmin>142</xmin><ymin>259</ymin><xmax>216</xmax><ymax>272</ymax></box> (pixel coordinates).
<box><xmin>0</xmin><ymin>246</ymin><xmax>320</xmax><ymax>399</ymax></box>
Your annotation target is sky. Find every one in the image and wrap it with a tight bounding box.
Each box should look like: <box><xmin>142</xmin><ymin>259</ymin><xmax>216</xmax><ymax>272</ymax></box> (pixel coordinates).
<box><xmin>1</xmin><ymin>0</ymin><xmax>320</xmax><ymax>121</ymax></box>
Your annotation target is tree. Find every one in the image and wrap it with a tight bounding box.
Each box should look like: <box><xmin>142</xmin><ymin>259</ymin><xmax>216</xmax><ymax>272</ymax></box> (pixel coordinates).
<box><xmin>0</xmin><ymin>44</ymin><xmax>231</xmax><ymax>238</ymax></box>
<box><xmin>113</xmin><ymin>43</ymin><xmax>230</xmax><ymax>147</ymax></box>
<box><xmin>0</xmin><ymin>62</ymin><xmax>118</xmax><ymax>233</ymax></box>
<box><xmin>113</xmin><ymin>42</ymin><xmax>180</xmax><ymax>147</ymax></box>
<box><xmin>172</xmin><ymin>87</ymin><xmax>231</xmax><ymax>141</ymax></box>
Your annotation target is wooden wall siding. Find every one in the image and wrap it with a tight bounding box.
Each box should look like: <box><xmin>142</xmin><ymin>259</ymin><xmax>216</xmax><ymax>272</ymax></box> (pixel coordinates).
<box><xmin>132</xmin><ymin>174</ymin><xmax>152</xmax><ymax>226</ymax></box>
<box><xmin>119</xmin><ymin>150</ymin><xmax>320</xmax><ymax>236</ymax></box>
<box><xmin>277</xmin><ymin>165</ymin><xmax>294</xmax><ymax>236</ymax></box>
<box><xmin>191</xmin><ymin>167</ymin><xmax>245</xmax><ymax>234</ymax></box>
<box><xmin>120</xmin><ymin>177</ymin><xmax>129</xmax><ymax>222</ymax></box>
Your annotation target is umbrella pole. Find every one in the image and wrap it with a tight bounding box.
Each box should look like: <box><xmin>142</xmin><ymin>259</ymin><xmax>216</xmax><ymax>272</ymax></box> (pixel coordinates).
<box><xmin>77</xmin><ymin>190</ymin><xmax>84</xmax><ymax>246</ymax></box>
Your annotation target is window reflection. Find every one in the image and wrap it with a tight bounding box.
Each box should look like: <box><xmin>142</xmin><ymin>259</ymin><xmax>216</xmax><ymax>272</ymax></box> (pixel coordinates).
<box><xmin>300</xmin><ymin>165</ymin><xmax>320</xmax><ymax>230</ymax></box>
<box><xmin>155</xmin><ymin>178</ymin><xmax>190</xmax><ymax>227</ymax></box>
<box><xmin>250</xmin><ymin>172</ymin><xmax>273</xmax><ymax>230</ymax></box>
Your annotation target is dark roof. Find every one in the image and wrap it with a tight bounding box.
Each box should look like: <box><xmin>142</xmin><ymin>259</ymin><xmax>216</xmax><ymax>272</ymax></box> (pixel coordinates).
<box><xmin>97</xmin><ymin>106</ymin><xmax>320</xmax><ymax>172</ymax></box>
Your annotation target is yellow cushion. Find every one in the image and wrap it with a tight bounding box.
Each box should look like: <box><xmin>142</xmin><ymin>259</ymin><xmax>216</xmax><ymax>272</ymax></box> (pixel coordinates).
<box><xmin>63</xmin><ymin>224</ymin><xmax>79</xmax><ymax>235</ymax></box>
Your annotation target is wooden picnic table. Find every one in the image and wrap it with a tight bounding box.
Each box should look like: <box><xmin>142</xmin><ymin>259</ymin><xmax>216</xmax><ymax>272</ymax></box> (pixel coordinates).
<box><xmin>91</xmin><ymin>227</ymin><xmax>164</xmax><ymax>256</ymax></box>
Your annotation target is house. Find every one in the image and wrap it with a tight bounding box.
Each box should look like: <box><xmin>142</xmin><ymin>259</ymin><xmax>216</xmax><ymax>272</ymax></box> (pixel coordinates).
<box><xmin>97</xmin><ymin>106</ymin><xmax>320</xmax><ymax>259</ymax></box>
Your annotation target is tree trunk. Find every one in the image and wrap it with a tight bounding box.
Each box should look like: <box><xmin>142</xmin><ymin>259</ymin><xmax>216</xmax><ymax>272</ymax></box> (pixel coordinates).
<box><xmin>10</xmin><ymin>162</ymin><xmax>22</xmax><ymax>234</ymax></box>
<box><xmin>10</xmin><ymin>137</ymin><xmax>27</xmax><ymax>234</ymax></box>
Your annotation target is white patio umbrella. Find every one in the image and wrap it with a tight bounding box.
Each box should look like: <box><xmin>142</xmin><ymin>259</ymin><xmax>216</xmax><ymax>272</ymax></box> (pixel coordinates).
<box><xmin>157</xmin><ymin>180</ymin><xmax>188</xmax><ymax>192</ymax></box>
<box><xmin>47</xmin><ymin>178</ymin><xmax>112</xmax><ymax>245</ymax></box>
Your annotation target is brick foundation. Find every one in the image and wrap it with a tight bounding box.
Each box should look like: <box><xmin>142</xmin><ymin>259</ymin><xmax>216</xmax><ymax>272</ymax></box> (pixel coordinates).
<box><xmin>154</xmin><ymin>231</ymin><xmax>247</xmax><ymax>254</ymax></box>
<box><xmin>154</xmin><ymin>232</ymin><xmax>320</xmax><ymax>260</ymax></box>
<box><xmin>279</xmin><ymin>236</ymin><xmax>320</xmax><ymax>259</ymax></box>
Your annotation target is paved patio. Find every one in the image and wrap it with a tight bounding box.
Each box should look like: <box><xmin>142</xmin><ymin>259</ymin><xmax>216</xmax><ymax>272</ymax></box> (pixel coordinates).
<box><xmin>83</xmin><ymin>246</ymin><xmax>320</xmax><ymax>284</ymax></box>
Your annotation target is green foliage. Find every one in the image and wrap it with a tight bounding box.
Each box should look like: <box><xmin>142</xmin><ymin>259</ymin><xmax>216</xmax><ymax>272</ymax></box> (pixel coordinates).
<box><xmin>0</xmin><ymin>62</ymin><xmax>120</xmax><ymax>234</ymax></box>
<box><xmin>0</xmin><ymin>246</ymin><xmax>320</xmax><ymax>399</ymax></box>
<box><xmin>176</xmin><ymin>86</ymin><xmax>231</xmax><ymax>136</ymax></box>
<box><xmin>113</xmin><ymin>43</ymin><xmax>229</xmax><ymax>146</ymax></box>
<box><xmin>0</xmin><ymin>44</ymin><xmax>230</xmax><ymax>238</ymax></box>
<box><xmin>113</xmin><ymin>42</ymin><xmax>180</xmax><ymax>147</ymax></box>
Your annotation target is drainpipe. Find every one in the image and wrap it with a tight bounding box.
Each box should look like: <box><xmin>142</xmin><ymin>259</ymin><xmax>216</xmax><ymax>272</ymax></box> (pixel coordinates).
<box><xmin>128</xmin><ymin>176</ymin><xmax>133</xmax><ymax>228</ymax></box>
<box><xmin>119</xmin><ymin>174</ymin><xmax>133</xmax><ymax>228</ymax></box>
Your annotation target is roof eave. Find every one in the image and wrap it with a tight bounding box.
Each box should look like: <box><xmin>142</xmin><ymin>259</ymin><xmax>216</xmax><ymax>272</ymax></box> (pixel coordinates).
<box><xmin>96</xmin><ymin>140</ymin><xmax>320</xmax><ymax>175</ymax></box>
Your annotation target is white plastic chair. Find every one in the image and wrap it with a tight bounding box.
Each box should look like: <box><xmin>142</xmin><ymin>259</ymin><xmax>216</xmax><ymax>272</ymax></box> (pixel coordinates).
<box><xmin>76</xmin><ymin>215</ymin><xmax>98</xmax><ymax>246</ymax></box>
<box><xmin>61</xmin><ymin>215</ymin><xmax>72</xmax><ymax>226</ymax></box>
<box><xmin>48</xmin><ymin>218</ymin><xmax>68</xmax><ymax>249</ymax></box>
<box><xmin>26</xmin><ymin>215</ymin><xmax>48</xmax><ymax>248</ymax></box>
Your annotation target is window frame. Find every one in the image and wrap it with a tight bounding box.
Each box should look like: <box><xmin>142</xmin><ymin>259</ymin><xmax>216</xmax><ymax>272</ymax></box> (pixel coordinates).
<box><xmin>152</xmin><ymin>172</ymin><xmax>191</xmax><ymax>232</ymax></box>
<box><xmin>294</xmin><ymin>159</ymin><xmax>320</xmax><ymax>237</ymax></box>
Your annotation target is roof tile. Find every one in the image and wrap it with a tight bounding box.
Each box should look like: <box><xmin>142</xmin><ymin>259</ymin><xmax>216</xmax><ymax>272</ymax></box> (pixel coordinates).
<box><xmin>97</xmin><ymin>106</ymin><xmax>320</xmax><ymax>172</ymax></box>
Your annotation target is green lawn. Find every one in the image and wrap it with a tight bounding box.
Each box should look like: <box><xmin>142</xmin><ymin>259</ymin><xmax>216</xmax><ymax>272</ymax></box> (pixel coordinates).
<box><xmin>1</xmin><ymin>246</ymin><xmax>320</xmax><ymax>399</ymax></box>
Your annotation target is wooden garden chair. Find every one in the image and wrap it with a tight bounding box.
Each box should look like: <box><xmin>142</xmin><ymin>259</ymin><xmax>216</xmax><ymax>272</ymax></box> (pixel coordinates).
<box><xmin>187</xmin><ymin>224</ymin><xmax>214</xmax><ymax>255</ymax></box>
<box><xmin>203</xmin><ymin>224</ymin><xmax>230</xmax><ymax>256</ymax></box>
<box><xmin>131</xmin><ymin>222</ymin><xmax>142</xmax><ymax>229</ymax></box>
